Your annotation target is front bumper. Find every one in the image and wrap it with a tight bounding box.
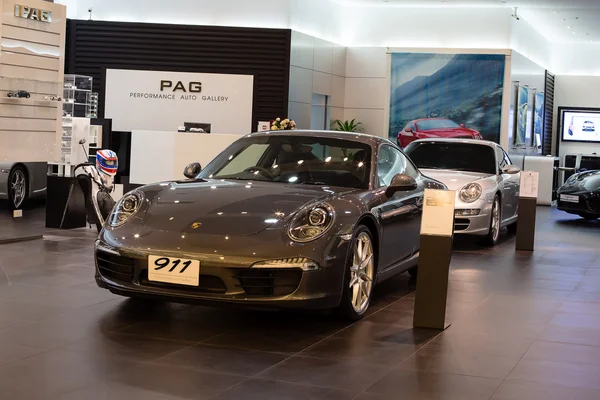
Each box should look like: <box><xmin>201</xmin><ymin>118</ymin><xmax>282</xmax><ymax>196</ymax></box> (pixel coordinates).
<box><xmin>453</xmin><ymin>198</ymin><xmax>493</xmax><ymax>236</ymax></box>
<box><xmin>557</xmin><ymin>192</ymin><xmax>600</xmax><ymax>216</ymax></box>
<box><xmin>94</xmin><ymin>228</ymin><xmax>350</xmax><ymax>310</ymax></box>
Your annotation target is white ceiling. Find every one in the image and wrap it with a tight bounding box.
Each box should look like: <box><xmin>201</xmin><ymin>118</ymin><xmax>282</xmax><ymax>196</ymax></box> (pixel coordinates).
<box><xmin>334</xmin><ymin>0</ymin><xmax>600</xmax><ymax>43</ymax></box>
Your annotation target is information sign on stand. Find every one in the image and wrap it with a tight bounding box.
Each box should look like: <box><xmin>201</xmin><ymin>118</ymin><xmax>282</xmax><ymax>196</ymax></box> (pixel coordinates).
<box><xmin>516</xmin><ymin>171</ymin><xmax>539</xmax><ymax>251</ymax></box>
<box><xmin>413</xmin><ymin>189</ymin><xmax>455</xmax><ymax>330</ymax></box>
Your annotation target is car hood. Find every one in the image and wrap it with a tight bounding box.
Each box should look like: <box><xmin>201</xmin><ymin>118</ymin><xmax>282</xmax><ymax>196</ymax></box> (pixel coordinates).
<box><xmin>560</xmin><ymin>171</ymin><xmax>600</xmax><ymax>193</ymax></box>
<box><xmin>417</xmin><ymin>127</ymin><xmax>475</xmax><ymax>137</ymax></box>
<box><xmin>419</xmin><ymin>169</ymin><xmax>492</xmax><ymax>190</ymax></box>
<box><xmin>141</xmin><ymin>180</ymin><xmax>346</xmax><ymax>236</ymax></box>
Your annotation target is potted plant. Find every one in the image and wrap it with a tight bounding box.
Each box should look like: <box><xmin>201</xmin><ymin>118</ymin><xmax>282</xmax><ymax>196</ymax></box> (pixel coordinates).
<box><xmin>332</xmin><ymin>119</ymin><xmax>362</xmax><ymax>132</ymax></box>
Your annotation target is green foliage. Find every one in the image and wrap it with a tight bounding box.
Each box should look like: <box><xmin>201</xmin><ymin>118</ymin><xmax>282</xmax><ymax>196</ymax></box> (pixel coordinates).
<box><xmin>332</xmin><ymin>119</ymin><xmax>363</xmax><ymax>132</ymax></box>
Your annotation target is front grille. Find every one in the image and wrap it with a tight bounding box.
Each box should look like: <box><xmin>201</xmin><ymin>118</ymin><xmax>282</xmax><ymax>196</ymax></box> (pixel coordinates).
<box><xmin>454</xmin><ymin>218</ymin><xmax>470</xmax><ymax>231</ymax></box>
<box><xmin>233</xmin><ymin>268</ymin><xmax>303</xmax><ymax>296</ymax></box>
<box><xmin>139</xmin><ymin>270</ymin><xmax>227</xmax><ymax>294</ymax></box>
<box><xmin>96</xmin><ymin>250</ymin><xmax>135</xmax><ymax>283</ymax></box>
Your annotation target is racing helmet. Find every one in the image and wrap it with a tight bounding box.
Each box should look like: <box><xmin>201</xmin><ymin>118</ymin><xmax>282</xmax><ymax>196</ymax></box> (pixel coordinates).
<box><xmin>96</xmin><ymin>149</ymin><xmax>118</xmax><ymax>176</ymax></box>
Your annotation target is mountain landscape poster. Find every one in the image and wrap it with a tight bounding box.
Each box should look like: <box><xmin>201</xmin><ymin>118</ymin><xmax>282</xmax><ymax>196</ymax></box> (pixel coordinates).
<box><xmin>389</xmin><ymin>53</ymin><xmax>506</xmax><ymax>143</ymax></box>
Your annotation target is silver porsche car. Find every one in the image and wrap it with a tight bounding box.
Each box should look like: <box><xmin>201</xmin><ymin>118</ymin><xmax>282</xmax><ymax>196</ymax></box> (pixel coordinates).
<box><xmin>405</xmin><ymin>139</ymin><xmax>520</xmax><ymax>245</ymax></box>
<box><xmin>0</xmin><ymin>162</ymin><xmax>47</xmax><ymax>209</ymax></box>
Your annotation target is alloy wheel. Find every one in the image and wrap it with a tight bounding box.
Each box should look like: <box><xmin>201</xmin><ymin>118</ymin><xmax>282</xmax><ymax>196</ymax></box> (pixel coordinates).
<box><xmin>349</xmin><ymin>231</ymin><xmax>374</xmax><ymax>314</ymax></box>
<box><xmin>491</xmin><ymin>198</ymin><xmax>500</xmax><ymax>242</ymax></box>
<box><xmin>11</xmin><ymin>169</ymin><xmax>26</xmax><ymax>208</ymax></box>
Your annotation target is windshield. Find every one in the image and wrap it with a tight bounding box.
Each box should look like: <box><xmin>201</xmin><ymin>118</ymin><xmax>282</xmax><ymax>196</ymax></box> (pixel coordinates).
<box><xmin>199</xmin><ymin>135</ymin><xmax>371</xmax><ymax>189</ymax></box>
<box><xmin>417</xmin><ymin>119</ymin><xmax>460</xmax><ymax>130</ymax></box>
<box><xmin>405</xmin><ymin>142</ymin><xmax>496</xmax><ymax>174</ymax></box>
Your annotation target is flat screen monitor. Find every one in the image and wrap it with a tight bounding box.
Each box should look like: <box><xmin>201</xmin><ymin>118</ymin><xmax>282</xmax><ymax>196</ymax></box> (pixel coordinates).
<box><xmin>560</xmin><ymin>107</ymin><xmax>600</xmax><ymax>143</ymax></box>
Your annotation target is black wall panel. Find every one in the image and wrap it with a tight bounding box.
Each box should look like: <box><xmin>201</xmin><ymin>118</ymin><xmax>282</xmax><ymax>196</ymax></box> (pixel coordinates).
<box><xmin>65</xmin><ymin>20</ymin><xmax>291</xmax><ymax>131</ymax></box>
<box><xmin>543</xmin><ymin>70</ymin><xmax>555</xmax><ymax>156</ymax></box>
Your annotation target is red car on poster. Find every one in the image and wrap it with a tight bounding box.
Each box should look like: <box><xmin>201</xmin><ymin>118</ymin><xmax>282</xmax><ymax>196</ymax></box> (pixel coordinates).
<box><xmin>397</xmin><ymin>118</ymin><xmax>483</xmax><ymax>148</ymax></box>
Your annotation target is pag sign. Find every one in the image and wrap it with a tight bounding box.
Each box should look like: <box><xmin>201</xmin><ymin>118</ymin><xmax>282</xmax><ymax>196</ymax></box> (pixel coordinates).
<box><xmin>14</xmin><ymin>5</ymin><xmax>52</xmax><ymax>22</ymax></box>
<box><xmin>105</xmin><ymin>69</ymin><xmax>254</xmax><ymax>134</ymax></box>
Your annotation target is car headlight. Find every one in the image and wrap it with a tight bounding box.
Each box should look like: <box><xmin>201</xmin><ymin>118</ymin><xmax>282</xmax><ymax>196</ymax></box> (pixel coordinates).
<box><xmin>288</xmin><ymin>203</ymin><xmax>335</xmax><ymax>242</ymax></box>
<box><xmin>108</xmin><ymin>191</ymin><xmax>144</xmax><ymax>227</ymax></box>
<box><xmin>459</xmin><ymin>183</ymin><xmax>482</xmax><ymax>203</ymax></box>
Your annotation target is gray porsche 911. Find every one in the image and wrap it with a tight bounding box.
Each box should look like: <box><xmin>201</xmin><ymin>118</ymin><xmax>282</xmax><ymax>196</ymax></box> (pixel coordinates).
<box><xmin>94</xmin><ymin>130</ymin><xmax>444</xmax><ymax>319</ymax></box>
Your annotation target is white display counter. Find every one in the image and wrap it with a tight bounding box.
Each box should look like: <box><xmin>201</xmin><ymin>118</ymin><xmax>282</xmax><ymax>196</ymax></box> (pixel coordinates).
<box><xmin>130</xmin><ymin>131</ymin><xmax>241</xmax><ymax>184</ymax></box>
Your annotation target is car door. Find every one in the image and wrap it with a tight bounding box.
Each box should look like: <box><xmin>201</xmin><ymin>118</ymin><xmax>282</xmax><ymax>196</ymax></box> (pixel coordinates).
<box><xmin>373</xmin><ymin>145</ymin><xmax>423</xmax><ymax>271</ymax></box>
<box><xmin>495</xmin><ymin>146</ymin><xmax>519</xmax><ymax>222</ymax></box>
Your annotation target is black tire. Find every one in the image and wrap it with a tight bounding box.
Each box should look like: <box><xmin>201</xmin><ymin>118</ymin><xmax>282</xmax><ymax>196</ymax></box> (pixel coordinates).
<box><xmin>579</xmin><ymin>214</ymin><xmax>598</xmax><ymax>221</ymax></box>
<box><xmin>483</xmin><ymin>195</ymin><xmax>501</xmax><ymax>246</ymax></box>
<box><xmin>336</xmin><ymin>225</ymin><xmax>376</xmax><ymax>321</ymax></box>
<box><xmin>7</xmin><ymin>166</ymin><xmax>28</xmax><ymax>210</ymax></box>
<box><xmin>507</xmin><ymin>221</ymin><xmax>518</xmax><ymax>234</ymax></box>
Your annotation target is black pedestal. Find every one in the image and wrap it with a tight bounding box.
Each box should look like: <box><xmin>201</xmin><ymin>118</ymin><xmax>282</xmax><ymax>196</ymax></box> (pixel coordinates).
<box><xmin>413</xmin><ymin>234</ymin><xmax>453</xmax><ymax>330</ymax></box>
<box><xmin>45</xmin><ymin>176</ymin><xmax>87</xmax><ymax>229</ymax></box>
<box><xmin>516</xmin><ymin>197</ymin><xmax>537</xmax><ymax>251</ymax></box>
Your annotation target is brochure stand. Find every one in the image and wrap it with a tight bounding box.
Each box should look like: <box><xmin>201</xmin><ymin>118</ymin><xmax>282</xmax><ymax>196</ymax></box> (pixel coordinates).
<box><xmin>413</xmin><ymin>189</ymin><xmax>456</xmax><ymax>330</ymax></box>
<box><xmin>516</xmin><ymin>171</ymin><xmax>539</xmax><ymax>251</ymax></box>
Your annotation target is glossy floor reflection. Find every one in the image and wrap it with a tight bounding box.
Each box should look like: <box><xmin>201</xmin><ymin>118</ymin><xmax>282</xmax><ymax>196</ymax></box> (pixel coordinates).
<box><xmin>0</xmin><ymin>207</ymin><xmax>600</xmax><ymax>399</ymax></box>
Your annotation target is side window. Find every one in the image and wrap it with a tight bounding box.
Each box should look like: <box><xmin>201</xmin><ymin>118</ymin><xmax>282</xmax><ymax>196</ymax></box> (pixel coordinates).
<box><xmin>503</xmin><ymin>150</ymin><xmax>512</xmax><ymax>166</ymax></box>
<box><xmin>377</xmin><ymin>145</ymin><xmax>418</xmax><ymax>186</ymax></box>
<box><xmin>495</xmin><ymin>146</ymin><xmax>506</xmax><ymax>171</ymax></box>
<box><xmin>409</xmin><ymin>122</ymin><xmax>416</xmax><ymax>131</ymax></box>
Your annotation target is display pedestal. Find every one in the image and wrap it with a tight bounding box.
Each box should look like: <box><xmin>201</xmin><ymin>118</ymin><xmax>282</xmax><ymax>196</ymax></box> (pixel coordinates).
<box><xmin>45</xmin><ymin>176</ymin><xmax>87</xmax><ymax>229</ymax></box>
<box><xmin>516</xmin><ymin>197</ymin><xmax>537</xmax><ymax>251</ymax></box>
<box><xmin>413</xmin><ymin>234</ymin><xmax>453</xmax><ymax>330</ymax></box>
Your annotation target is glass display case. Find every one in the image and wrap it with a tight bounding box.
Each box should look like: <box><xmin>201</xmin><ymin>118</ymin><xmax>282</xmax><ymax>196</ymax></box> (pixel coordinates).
<box><xmin>60</xmin><ymin>75</ymin><xmax>93</xmax><ymax>164</ymax></box>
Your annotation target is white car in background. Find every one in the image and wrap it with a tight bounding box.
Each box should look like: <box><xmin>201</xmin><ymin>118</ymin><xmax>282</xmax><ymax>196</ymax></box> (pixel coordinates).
<box><xmin>404</xmin><ymin>139</ymin><xmax>520</xmax><ymax>246</ymax></box>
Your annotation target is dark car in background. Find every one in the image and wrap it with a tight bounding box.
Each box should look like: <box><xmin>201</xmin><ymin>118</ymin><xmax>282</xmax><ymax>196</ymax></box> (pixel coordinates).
<box><xmin>95</xmin><ymin>130</ymin><xmax>445</xmax><ymax>319</ymax></box>
<box><xmin>397</xmin><ymin>118</ymin><xmax>483</xmax><ymax>148</ymax></box>
<box><xmin>558</xmin><ymin>170</ymin><xmax>600</xmax><ymax>220</ymax></box>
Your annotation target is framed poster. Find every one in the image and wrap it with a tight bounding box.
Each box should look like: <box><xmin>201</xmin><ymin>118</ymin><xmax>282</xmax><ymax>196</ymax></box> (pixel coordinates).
<box><xmin>389</xmin><ymin>53</ymin><xmax>505</xmax><ymax>144</ymax></box>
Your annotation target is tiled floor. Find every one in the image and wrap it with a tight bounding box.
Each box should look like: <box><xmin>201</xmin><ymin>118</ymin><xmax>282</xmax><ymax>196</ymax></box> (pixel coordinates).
<box><xmin>0</xmin><ymin>207</ymin><xmax>600</xmax><ymax>399</ymax></box>
<box><xmin>0</xmin><ymin>201</ymin><xmax>45</xmax><ymax>243</ymax></box>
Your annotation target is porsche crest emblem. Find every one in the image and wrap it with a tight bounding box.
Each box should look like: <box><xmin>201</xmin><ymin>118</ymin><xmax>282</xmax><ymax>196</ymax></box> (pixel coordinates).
<box><xmin>191</xmin><ymin>222</ymin><xmax>201</xmax><ymax>229</ymax></box>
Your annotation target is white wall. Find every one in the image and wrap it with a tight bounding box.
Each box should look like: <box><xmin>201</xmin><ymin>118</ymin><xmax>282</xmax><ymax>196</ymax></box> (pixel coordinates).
<box><xmin>58</xmin><ymin>0</ymin><xmax>290</xmax><ymax>28</ymax></box>
<box><xmin>552</xmin><ymin>43</ymin><xmax>600</xmax><ymax>76</ymax></box>
<box><xmin>338</xmin><ymin>7</ymin><xmax>511</xmax><ymax>48</ymax></box>
<box><xmin>554</xmin><ymin>76</ymin><xmax>600</xmax><ymax>162</ymax></box>
<box><xmin>288</xmin><ymin>31</ymin><xmax>346</xmax><ymax>130</ymax></box>
<box><xmin>343</xmin><ymin>47</ymin><xmax>388</xmax><ymax>137</ymax></box>
<box><xmin>509</xmin><ymin>18</ymin><xmax>552</xmax><ymax>72</ymax></box>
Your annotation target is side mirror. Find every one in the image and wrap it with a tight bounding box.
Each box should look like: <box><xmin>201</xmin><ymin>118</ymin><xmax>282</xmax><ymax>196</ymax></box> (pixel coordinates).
<box><xmin>183</xmin><ymin>162</ymin><xmax>202</xmax><ymax>179</ymax></box>
<box><xmin>501</xmin><ymin>165</ymin><xmax>520</xmax><ymax>175</ymax></box>
<box><xmin>404</xmin><ymin>127</ymin><xmax>413</xmax><ymax>132</ymax></box>
<box><xmin>385</xmin><ymin>173</ymin><xmax>418</xmax><ymax>197</ymax></box>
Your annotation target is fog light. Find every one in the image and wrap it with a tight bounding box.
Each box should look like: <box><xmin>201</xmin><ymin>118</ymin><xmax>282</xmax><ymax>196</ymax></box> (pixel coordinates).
<box><xmin>252</xmin><ymin>257</ymin><xmax>319</xmax><ymax>271</ymax></box>
<box><xmin>455</xmin><ymin>209</ymin><xmax>481</xmax><ymax>216</ymax></box>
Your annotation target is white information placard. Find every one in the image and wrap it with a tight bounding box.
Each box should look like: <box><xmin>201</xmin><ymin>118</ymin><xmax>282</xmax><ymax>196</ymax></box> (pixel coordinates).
<box><xmin>105</xmin><ymin>69</ymin><xmax>254</xmax><ymax>134</ymax></box>
<box><xmin>420</xmin><ymin>189</ymin><xmax>456</xmax><ymax>237</ymax></box>
<box><xmin>520</xmin><ymin>171</ymin><xmax>539</xmax><ymax>199</ymax></box>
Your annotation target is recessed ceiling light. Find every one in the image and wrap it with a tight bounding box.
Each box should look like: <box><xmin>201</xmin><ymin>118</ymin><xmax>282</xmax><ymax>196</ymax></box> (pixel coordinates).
<box><xmin>567</xmin><ymin>26</ymin><xmax>571</xmax><ymax>29</ymax></box>
<box><xmin>572</xmin><ymin>31</ymin><xmax>576</xmax><ymax>34</ymax></box>
<box><xmin>561</xmin><ymin>18</ymin><xmax>566</xmax><ymax>21</ymax></box>
<box><xmin>553</xmin><ymin>11</ymin><xmax>558</xmax><ymax>14</ymax></box>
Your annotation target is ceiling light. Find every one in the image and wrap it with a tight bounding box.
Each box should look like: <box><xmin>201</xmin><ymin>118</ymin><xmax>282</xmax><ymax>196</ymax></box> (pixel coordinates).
<box><xmin>567</xmin><ymin>26</ymin><xmax>571</xmax><ymax>29</ymax></box>
<box><xmin>561</xmin><ymin>18</ymin><xmax>566</xmax><ymax>21</ymax></box>
<box><xmin>553</xmin><ymin>11</ymin><xmax>558</xmax><ymax>14</ymax></box>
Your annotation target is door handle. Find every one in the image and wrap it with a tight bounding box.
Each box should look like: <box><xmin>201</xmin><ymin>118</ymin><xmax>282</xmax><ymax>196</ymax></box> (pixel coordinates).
<box><xmin>381</xmin><ymin>204</ymin><xmax>417</xmax><ymax>220</ymax></box>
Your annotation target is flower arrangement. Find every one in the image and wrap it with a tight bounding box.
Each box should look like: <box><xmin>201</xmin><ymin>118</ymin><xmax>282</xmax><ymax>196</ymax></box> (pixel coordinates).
<box><xmin>271</xmin><ymin>117</ymin><xmax>296</xmax><ymax>130</ymax></box>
